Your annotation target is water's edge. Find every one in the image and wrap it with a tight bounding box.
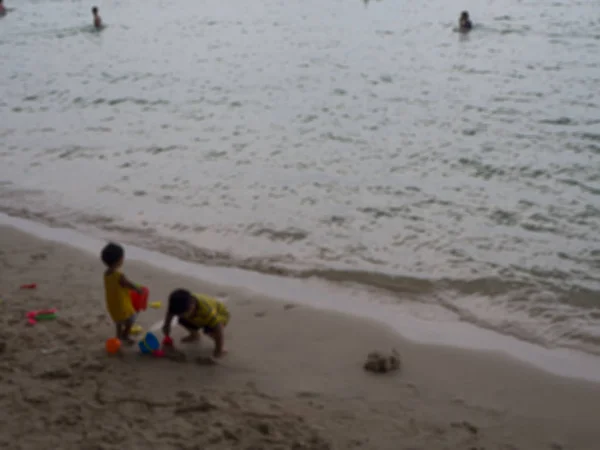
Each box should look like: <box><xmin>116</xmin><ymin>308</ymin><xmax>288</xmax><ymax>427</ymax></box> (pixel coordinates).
<box><xmin>2</xmin><ymin>211</ymin><xmax>600</xmax><ymax>382</ymax></box>
<box><xmin>2</xmin><ymin>189</ymin><xmax>599</xmax><ymax>359</ymax></box>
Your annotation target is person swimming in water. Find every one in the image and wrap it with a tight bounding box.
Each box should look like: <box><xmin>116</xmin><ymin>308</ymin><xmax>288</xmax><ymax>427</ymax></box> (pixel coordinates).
<box><xmin>92</xmin><ymin>6</ymin><xmax>102</xmax><ymax>29</ymax></box>
<box><xmin>459</xmin><ymin>11</ymin><xmax>472</xmax><ymax>32</ymax></box>
<box><xmin>0</xmin><ymin>0</ymin><xmax>7</xmax><ymax>16</ymax></box>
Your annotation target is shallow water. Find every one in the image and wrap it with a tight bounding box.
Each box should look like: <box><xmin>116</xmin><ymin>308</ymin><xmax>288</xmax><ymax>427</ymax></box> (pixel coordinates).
<box><xmin>1</xmin><ymin>0</ymin><xmax>599</xmax><ymax>355</ymax></box>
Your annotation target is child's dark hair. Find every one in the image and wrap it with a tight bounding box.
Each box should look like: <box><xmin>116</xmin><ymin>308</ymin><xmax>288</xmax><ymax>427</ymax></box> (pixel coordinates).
<box><xmin>101</xmin><ymin>242</ymin><xmax>124</xmax><ymax>268</ymax></box>
<box><xmin>168</xmin><ymin>289</ymin><xmax>193</xmax><ymax>315</ymax></box>
<box><xmin>92</xmin><ymin>6</ymin><xmax>98</xmax><ymax>14</ymax></box>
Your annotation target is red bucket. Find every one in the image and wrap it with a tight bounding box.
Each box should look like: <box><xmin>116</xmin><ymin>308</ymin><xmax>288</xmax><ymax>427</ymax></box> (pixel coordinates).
<box><xmin>130</xmin><ymin>287</ymin><xmax>149</xmax><ymax>312</ymax></box>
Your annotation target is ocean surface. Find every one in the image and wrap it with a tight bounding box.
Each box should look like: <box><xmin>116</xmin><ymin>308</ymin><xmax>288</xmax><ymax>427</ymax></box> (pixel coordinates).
<box><xmin>1</xmin><ymin>0</ymin><xmax>599</xmax><ymax>356</ymax></box>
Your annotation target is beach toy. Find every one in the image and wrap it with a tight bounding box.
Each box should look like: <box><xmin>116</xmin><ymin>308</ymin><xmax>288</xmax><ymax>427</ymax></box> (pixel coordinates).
<box><xmin>26</xmin><ymin>308</ymin><xmax>56</xmax><ymax>318</ymax></box>
<box><xmin>33</xmin><ymin>314</ymin><xmax>56</xmax><ymax>320</ymax></box>
<box><xmin>130</xmin><ymin>324</ymin><xmax>143</xmax><ymax>335</ymax></box>
<box><xmin>20</xmin><ymin>283</ymin><xmax>37</xmax><ymax>290</ymax></box>
<box><xmin>153</xmin><ymin>349</ymin><xmax>165</xmax><ymax>358</ymax></box>
<box><xmin>105</xmin><ymin>338</ymin><xmax>121</xmax><ymax>355</ymax></box>
<box><xmin>138</xmin><ymin>332</ymin><xmax>160</xmax><ymax>355</ymax></box>
<box><xmin>130</xmin><ymin>287</ymin><xmax>149</xmax><ymax>312</ymax></box>
<box><xmin>162</xmin><ymin>336</ymin><xmax>173</xmax><ymax>347</ymax></box>
<box><xmin>149</xmin><ymin>301</ymin><xmax>161</xmax><ymax>309</ymax></box>
<box><xmin>26</xmin><ymin>309</ymin><xmax>57</xmax><ymax>325</ymax></box>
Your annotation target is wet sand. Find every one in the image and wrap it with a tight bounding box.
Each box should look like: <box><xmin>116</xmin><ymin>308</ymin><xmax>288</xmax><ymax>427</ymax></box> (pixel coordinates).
<box><xmin>1</xmin><ymin>224</ymin><xmax>599</xmax><ymax>450</ymax></box>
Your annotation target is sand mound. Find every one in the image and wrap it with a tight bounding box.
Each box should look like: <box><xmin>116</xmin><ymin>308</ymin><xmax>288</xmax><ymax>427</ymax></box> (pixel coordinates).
<box><xmin>363</xmin><ymin>349</ymin><xmax>400</xmax><ymax>374</ymax></box>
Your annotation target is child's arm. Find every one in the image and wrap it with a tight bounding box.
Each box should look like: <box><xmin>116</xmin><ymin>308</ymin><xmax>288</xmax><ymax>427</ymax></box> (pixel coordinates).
<box><xmin>212</xmin><ymin>323</ymin><xmax>225</xmax><ymax>358</ymax></box>
<box><xmin>119</xmin><ymin>274</ymin><xmax>143</xmax><ymax>294</ymax></box>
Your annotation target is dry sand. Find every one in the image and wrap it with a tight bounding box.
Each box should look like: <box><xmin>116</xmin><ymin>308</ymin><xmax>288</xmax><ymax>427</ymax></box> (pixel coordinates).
<box><xmin>1</xmin><ymin>224</ymin><xmax>599</xmax><ymax>450</ymax></box>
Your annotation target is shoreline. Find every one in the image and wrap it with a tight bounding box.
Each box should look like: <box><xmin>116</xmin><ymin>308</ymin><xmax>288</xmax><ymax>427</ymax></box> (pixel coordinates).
<box><xmin>2</xmin><ymin>211</ymin><xmax>600</xmax><ymax>383</ymax></box>
<box><xmin>1</xmin><ymin>186</ymin><xmax>599</xmax><ymax>362</ymax></box>
<box><xmin>1</xmin><ymin>222</ymin><xmax>600</xmax><ymax>449</ymax></box>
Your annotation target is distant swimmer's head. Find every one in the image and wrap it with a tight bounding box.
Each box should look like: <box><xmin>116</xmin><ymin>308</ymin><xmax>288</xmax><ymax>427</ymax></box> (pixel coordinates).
<box><xmin>92</xmin><ymin>6</ymin><xmax>98</xmax><ymax>15</ymax></box>
<box><xmin>459</xmin><ymin>10</ymin><xmax>472</xmax><ymax>31</ymax></box>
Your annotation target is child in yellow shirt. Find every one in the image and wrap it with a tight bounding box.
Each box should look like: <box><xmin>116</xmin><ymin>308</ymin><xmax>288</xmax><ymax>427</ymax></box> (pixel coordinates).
<box><xmin>161</xmin><ymin>289</ymin><xmax>230</xmax><ymax>359</ymax></box>
<box><xmin>101</xmin><ymin>243</ymin><xmax>143</xmax><ymax>344</ymax></box>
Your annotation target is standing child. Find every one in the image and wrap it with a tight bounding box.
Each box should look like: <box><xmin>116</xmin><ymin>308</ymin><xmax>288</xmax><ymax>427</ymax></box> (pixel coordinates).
<box><xmin>162</xmin><ymin>289</ymin><xmax>230</xmax><ymax>359</ymax></box>
<box><xmin>101</xmin><ymin>242</ymin><xmax>143</xmax><ymax>344</ymax></box>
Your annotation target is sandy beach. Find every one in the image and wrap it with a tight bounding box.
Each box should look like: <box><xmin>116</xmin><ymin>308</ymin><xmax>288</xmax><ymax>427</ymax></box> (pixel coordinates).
<box><xmin>1</xmin><ymin>224</ymin><xmax>599</xmax><ymax>450</ymax></box>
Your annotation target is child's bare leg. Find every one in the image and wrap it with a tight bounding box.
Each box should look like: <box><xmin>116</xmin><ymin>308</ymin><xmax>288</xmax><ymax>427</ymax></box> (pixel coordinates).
<box><xmin>206</xmin><ymin>326</ymin><xmax>227</xmax><ymax>356</ymax></box>
<box><xmin>115</xmin><ymin>323</ymin><xmax>123</xmax><ymax>339</ymax></box>
<box><xmin>206</xmin><ymin>331</ymin><xmax>227</xmax><ymax>351</ymax></box>
<box><xmin>177</xmin><ymin>319</ymin><xmax>200</xmax><ymax>343</ymax></box>
<box><xmin>121</xmin><ymin>320</ymin><xmax>136</xmax><ymax>345</ymax></box>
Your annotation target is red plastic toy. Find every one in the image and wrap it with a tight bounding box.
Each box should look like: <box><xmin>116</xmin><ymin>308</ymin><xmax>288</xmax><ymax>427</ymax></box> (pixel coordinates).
<box><xmin>162</xmin><ymin>336</ymin><xmax>173</xmax><ymax>347</ymax></box>
<box><xmin>130</xmin><ymin>287</ymin><xmax>149</xmax><ymax>312</ymax></box>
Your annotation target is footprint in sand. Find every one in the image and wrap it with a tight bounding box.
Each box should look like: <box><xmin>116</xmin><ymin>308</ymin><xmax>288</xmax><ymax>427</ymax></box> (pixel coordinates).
<box><xmin>296</xmin><ymin>391</ymin><xmax>320</xmax><ymax>399</ymax></box>
<box><xmin>196</xmin><ymin>356</ymin><xmax>217</xmax><ymax>366</ymax></box>
<box><xmin>450</xmin><ymin>420</ymin><xmax>479</xmax><ymax>435</ymax></box>
<box><xmin>29</xmin><ymin>252</ymin><xmax>48</xmax><ymax>262</ymax></box>
<box><xmin>164</xmin><ymin>349</ymin><xmax>187</xmax><ymax>363</ymax></box>
<box><xmin>234</xmin><ymin>299</ymin><xmax>252</xmax><ymax>306</ymax></box>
